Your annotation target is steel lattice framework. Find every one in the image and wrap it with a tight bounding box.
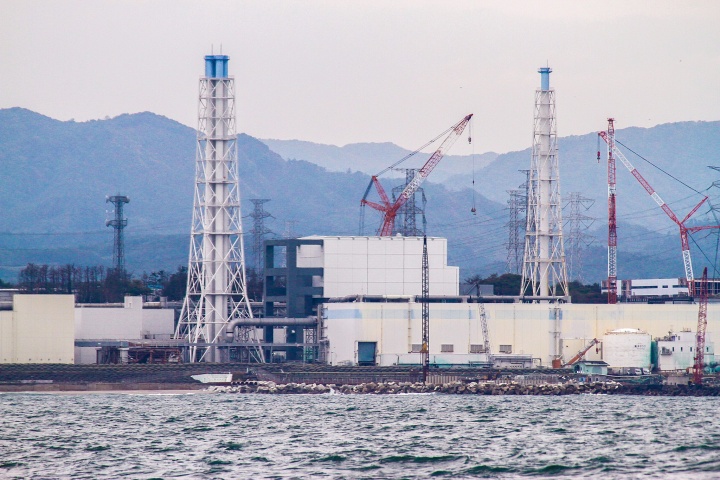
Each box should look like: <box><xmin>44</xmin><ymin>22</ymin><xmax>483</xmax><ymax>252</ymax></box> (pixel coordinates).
<box><xmin>249</xmin><ymin>199</ymin><xmax>273</xmax><ymax>271</ymax></box>
<box><xmin>391</xmin><ymin>169</ymin><xmax>427</xmax><ymax>236</ymax></box>
<box><xmin>694</xmin><ymin>267</ymin><xmax>709</xmax><ymax>385</ymax></box>
<box><xmin>564</xmin><ymin>192</ymin><xmax>595</xmax><ymax>283</ymax></box>
<box><xmin>175</xmin><ymin>55</ymin><xmax>259</xmax><ymax>363</ymax></box>
<box><xmin>520</xmin><ymin>67</ymin><xmax>569</xmax><ymax>298</ymax></box>
<box><xmin>506</xmin><ymin>188</ymin><xmax>526</xmax><ymax>274</ymax></box>
<box><xmin>105</xmin><ymin>195</ymin><xmax>129</xmax><ymax>272</ymax></box>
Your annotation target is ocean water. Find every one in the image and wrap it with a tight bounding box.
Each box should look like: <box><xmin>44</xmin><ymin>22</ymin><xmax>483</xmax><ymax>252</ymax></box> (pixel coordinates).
<box><xmin>2</xmin><ymin>392</ymin><xmax>720</xmax><ymax>479</ymax></box>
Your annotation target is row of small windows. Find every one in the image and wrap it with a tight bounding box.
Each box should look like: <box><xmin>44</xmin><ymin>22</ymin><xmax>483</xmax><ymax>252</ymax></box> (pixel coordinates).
<box><xmin>670</xmin><ymin>346</ymin><xmax>710</xmax><ymax>352</ymax></box>
<box><xmin>632</xmin><ymin>285</ymin><xmax>683</xmax><ymax>290</ymax></box>
<box><xmin>410</xmin><ymin>344</ymin><xmax>457</xmax><ymax>353</ymax></box>
<box><xmin>409</xmin><ymin>344</ymin><xmax>512</xmax><ymax>354</ymax></box>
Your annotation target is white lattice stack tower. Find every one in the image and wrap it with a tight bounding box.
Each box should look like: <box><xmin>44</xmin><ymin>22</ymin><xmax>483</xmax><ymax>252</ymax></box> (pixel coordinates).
<box><xmin>175</xmin><ymin>54</ymin><xmax>254</xmax><ymax>362</ymax></box>
<box><xmin>520</xmin><ymin>67</ymin><xmax>569</xmax><ymax>299</ymax></box>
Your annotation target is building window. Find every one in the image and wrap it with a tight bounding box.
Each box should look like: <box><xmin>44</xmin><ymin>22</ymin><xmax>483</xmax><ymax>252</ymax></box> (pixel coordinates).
<box><xmin>470</xmin><ymin>344</ymin><xmax>486</xmax><ymax>353</ymax></box>
<box><xmin>441</xmin><ymin>344</ymin><xmax>454</xmax><ymax>353</ymax></box>
<box><xmin>411</xmin><ymin>344</ymin><xmax>422</xmax><ymax>353</ymax></box>
<box><xmin>499</xmin><ymin>345</ymin><xmax>512</xmax><ymax>354</ymax></box>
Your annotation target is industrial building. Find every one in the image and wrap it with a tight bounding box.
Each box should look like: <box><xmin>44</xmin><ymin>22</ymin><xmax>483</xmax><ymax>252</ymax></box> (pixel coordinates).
<box><xmin>321</xmin><ymin>300</ymin><xmax>719</xmax><ymax>371</ymax></box>
<box><xmin>0</xmin><ymin>294</ymin><xmax>176</xmax><ymax>365</ymax></box>
<box><xmin>0</xmin><ymin>294</ymin><xmax>75</xmax><ymax>363</ymax></box>
<box><xmin>6</xmin><ymin>54</ymin><xmax>711</xmax><ymax>379</ymax></box>
<box><xmin>75</xmin><ymin>296</ymin><xmax>175</xmax><ymax>364</ymax></box>
<box><xmin>656</xmin><ymin>330</ymin><xmax>715</xmax><ymax>372</ymax></box>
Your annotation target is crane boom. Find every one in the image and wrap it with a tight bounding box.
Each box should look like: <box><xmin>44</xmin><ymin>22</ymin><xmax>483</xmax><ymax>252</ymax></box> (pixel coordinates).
<box><xmin>398</xmin><ymin>114</ymin><xmax>473</xmax><ymax>205</ymax></box>
<box><xmin>362</xmin><ymin>114</ymin><xmax>473</xmax><ymax>236</ymax></box>
<box><xmin>598</xmin><ymin>130</ymin><xmax>720</xmax><ymax>290</ymax></box>
<box><xmin>563</xmin><ymin>338</ymin><xmax>600</xmax><ymax>367</ymax></box>
<box><xmin>694</xmin><ymin>267</ymin><xmax>709</xmax><ymax>385</ymax></box>
<box><xmin>478</xmin><ymin>303</ymin><xmax>492</xmax><ymax>364</ymax></box>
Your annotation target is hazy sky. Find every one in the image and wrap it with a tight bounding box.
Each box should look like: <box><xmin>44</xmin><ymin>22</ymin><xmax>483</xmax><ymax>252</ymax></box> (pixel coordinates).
<box><xmin>2</xmin><ymin>1</ymin><xmax>719</xmax><ymax>155</ymax></box>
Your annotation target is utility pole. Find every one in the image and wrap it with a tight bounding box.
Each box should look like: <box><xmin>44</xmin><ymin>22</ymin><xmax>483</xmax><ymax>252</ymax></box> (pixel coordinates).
<box><xmin>249</xmin><ymin>199</ymin><xmax>273</xmax><ymax>272</ymax></box>
<box><xmin>105</xmin><ymin>195</ymin><xmax>129</xmax><ymax>273</ymax></box>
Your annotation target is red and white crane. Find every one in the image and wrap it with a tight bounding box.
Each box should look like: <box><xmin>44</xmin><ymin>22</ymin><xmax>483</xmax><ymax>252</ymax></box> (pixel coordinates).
<box><xmin>361</xmin><ymin>114</ymin><xmax>473</xmax><ymax>236</ymax></box>
<box><xmin>599</xmin><ymin>118</ymin><xmax>619</xmax><ymax>304</ymax></box>
<box><xmin>598</xmin><ymin>120</ymin><xmax>720</xmax><ymax>296</ymax></box>
<box><xmin>694</xmin><ymin>267</ymin><xmax>709</xmax><ymax>385</ymax></box>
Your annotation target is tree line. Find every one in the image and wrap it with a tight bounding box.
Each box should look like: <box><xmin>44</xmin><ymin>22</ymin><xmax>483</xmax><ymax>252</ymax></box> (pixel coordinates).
<box><xmin>8</xmin><ymin>264</ymin><xmax>266</xmax><ymax>303</ymax></box>
<box><xmin>464</xmin><ymin>273</ymin><xmax>605</xmax><ymax>303</ymax></box>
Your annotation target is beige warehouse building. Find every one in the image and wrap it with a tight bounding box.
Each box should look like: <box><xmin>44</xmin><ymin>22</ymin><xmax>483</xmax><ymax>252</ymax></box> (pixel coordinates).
<box><xmin>0</xmin><ymin>294</ymin><xmax>75</xmax><ymax>363</ymax></box>
<box><xmin>323</xmin><ymin>301</ymin><xmax>717</xmax><ymax>369</ymax></box>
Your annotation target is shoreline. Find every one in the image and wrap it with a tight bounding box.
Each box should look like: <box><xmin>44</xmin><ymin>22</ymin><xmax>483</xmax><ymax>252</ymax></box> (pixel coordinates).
<box><xmin>0</xmin><ymin>382</ymin><xmax>207</xmax><ymax>393</ymax></box>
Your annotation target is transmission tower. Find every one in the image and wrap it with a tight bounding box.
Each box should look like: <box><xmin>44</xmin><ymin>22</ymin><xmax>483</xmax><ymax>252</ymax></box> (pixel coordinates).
<box><xmin>564</xmin><ymin>192</ymin><xmax>596</xmax><ymax>282</ymax></box>
<box><xmin>249</xmin><ymin>199</ymin><xmax>274</xmax><ymax>272</ymax></box>
<box><xmin>105</xmin><ymin>195</ymin><xmax>129</xmax><ymax>272</ymax></box>
<box><xmin>391</xmin><ymin>168</ymin><xmax>427</xmax><ymax>236</ymax></box>
<box><xmin>505</xmin><ymin>171</ymin><xmax>529</xmax><ymax>275</ymax></box>
<box><xmin>520</xmin><ymin>67</ymin><xmax>569</xmax><ymax>299</ymax></box>
<box><xmin>506</xmin><ymin>190</ymin><xmax>524</xmax><ymax>274</ymax></box>
<box><xmin>284</xmin><ymin>220</ymin><xmax>298</xmax><ymax>239</ymax></box>
<box><xmin>175</xmin><ymin>54</ymin><xmax>259</xmax><ymax>363</ymax></box>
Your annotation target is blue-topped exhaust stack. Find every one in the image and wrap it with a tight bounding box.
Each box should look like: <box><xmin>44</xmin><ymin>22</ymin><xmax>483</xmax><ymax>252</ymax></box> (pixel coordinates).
<box><xmin>205</xmin><ymin>55</ymin><xmax>229</xmax><ymax>78</ymax></box>
<box><xmin>539</xmin><ymin>66</ymin><xmax>552</xmax><ymax>91</ymax></box>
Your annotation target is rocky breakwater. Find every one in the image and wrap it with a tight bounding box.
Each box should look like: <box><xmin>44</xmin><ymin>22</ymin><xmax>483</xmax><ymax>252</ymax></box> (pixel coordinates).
<box><xmin>206</xmin><ymin>380</ymin><xmax>622</xmax><ymax>395</ymax></box>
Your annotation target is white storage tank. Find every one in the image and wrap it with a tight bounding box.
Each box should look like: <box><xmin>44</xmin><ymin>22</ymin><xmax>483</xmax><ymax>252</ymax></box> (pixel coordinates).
<box><xmin>602</xmin><ymin>328</ymin><xmax>652</xmax><ymax>370</ymax></box>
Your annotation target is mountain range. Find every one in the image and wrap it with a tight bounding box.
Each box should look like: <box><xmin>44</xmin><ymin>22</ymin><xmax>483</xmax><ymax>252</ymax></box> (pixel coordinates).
<box><xmin>1</xmin><ymin>107</ymin><xmax>719</xmax><ymax>285</ymax></box>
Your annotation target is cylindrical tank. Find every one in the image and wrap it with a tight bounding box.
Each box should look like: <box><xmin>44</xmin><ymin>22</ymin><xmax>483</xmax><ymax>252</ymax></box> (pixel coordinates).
<box><xmin>603</xmin><ymin>328</ymin><xmax>652</xmax><ymax>370</ymax></box>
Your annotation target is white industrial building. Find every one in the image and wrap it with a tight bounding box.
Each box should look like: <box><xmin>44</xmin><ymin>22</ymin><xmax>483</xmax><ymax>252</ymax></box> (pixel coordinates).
<box><xmin>74</xmin><ymin>296</ymin><xmax>175</xmax><ymax>364</ymax></box>
<box><xmin>0</xmin><ymin>294</ymin><xmax>75</xmax><ymax>363</ymax></box>
<box><xmin>0</xmin><ymin>293</ymin><xmax>175</xmax><ymax>365</ymax></box>
<box><xmin>622</xmin><ymin>278</ymin><xmax>689</xmax><ymax>298</ymax></box>
<box><xmin>322</xmin><ymin>301</ymin><xmax>720</xmax><ymax>370</ymax></box>
<box><xmin>657</xmin><ymin>330</ymin><xmax>715</xmax><ymax>372</ymax></box>
<box><xmin>603</xmin><ymin>278</ymin><xmax>690</xmax><ymax>299</ymax></box>
<box><xmin>298</xmin><ymin>236</ymin><xmax>459</xmax><ymax>297</ymax></box>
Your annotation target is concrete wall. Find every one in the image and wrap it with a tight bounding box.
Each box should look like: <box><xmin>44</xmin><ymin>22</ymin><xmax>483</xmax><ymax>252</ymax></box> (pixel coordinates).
<box><xmin>0</xmin><ymin>295</ymin><xmax>75</xmax><ymax>364</ymax></box>
<box><xmin>324</xmin><ymin>302</ymin><xmax>720</xmax><ymax>368</ymax></box>
<box><xmin>75</xmin><ymin>296</ymin><xmax>173</xmax><ymax>341</ymax></box>
<box><xmin>304</xmin><ymin>236</ymin><xmax>459</xmax><ymax>297</ymax></box>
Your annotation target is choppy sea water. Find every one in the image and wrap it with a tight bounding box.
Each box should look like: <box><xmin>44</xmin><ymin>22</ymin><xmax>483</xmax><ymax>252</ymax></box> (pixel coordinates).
<box><xmin>2</xmin><ymin>392</ymin><xmax>720</xmax><ymax>479</ymax></box>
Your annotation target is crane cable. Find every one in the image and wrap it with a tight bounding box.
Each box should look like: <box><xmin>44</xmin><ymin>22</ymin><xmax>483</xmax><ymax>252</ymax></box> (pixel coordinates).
<box><xmin>373</xmin><ymin>124</ymin><xmax>456</xmax><ymax>178</ymax></box>
<box><xmin>470</xmin><ymin>117</ymin><xmax>477</xmax><ymax>215</ymax></box>
<box><xmin>615</xmin><ymin>139</ymin><xmax>704</xmax><ymax>196</ymax></box>
<box><xmin>616</xmin><ymin>139</ymin><xmax>720</xmax><ymax>277</ymax></box>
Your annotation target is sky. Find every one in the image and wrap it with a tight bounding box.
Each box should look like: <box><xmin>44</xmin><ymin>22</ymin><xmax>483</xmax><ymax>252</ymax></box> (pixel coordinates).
<box><xmin>2</xmin><ymin>1</ymin><xmax>719</xmax><ymax>155</ymax></box>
